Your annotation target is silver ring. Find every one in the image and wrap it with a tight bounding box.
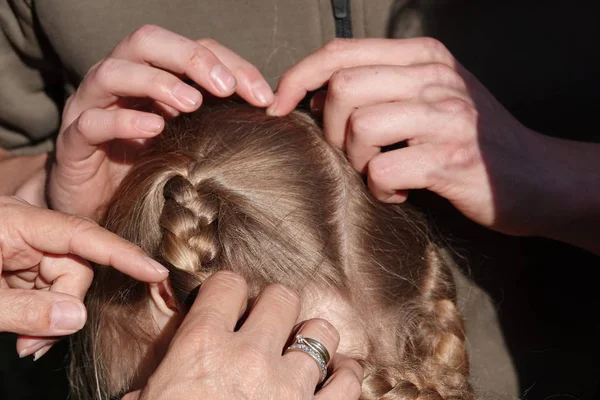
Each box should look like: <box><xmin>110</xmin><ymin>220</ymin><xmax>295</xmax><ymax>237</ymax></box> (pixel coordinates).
<box><xmin>298</xmin><ymin>335</ymin><xmax>330</xmax><ymax>365</ymax></box>
<box><xmin>284</xmin><ymin>335</ymin><xmax>328</xmax><ymax>384</ymax></box>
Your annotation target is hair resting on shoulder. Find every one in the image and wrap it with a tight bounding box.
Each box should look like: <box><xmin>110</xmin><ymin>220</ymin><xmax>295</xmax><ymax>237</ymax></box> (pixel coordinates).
<box><xmin>69</xmin><ymin>103</ymin><xmax>475</xmax><ymax>400</ymax></box>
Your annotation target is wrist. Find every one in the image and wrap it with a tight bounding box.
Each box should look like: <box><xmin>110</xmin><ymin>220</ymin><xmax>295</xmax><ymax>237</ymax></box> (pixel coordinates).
<box><xmin>526</xmin><ymin>132</ymin><xmax>600</xmax><ymax>254</ymax></box>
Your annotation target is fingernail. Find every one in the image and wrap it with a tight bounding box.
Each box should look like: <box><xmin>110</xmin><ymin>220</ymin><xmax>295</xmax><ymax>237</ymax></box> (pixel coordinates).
<box><xmin>251</xmin><ymin>82</ymin><xmax>274</xmax><ymax>106</ymax></box>
<box><xmin>144</xmin><ymin>256</ymin><xmax>169</xmax><ymax>276</ymax></box>
<box><xmin>19</xmin><ymin>340</ymin><xmax>52</xmax><ymax>359</ymax></box>
<box><xmin>135</xmin><ymin>115</ymin><xmax>164</xmax><ymax>134</ymax></box>
<box><xmin>172</xmin><ymin>82</ymin><xmax>202</xmax><ymax>107</ymax></box>
<box><xmin>33</xmin><ymin>344</ymin><xmax>53</xmax><ymax>362</ymax></box>
<box><xmin>266</xmin><ymin>102</ymin><xmax>278</xmax><ymax>116</ymax></box>
<box><xmin>50</xmin><ymin>301</ymin><xmax>86</xmax><ymax>332</ymax></box>
<box><xmin>210</xmin><ymin>65</ymin><xmax>236</xmax><ymax>93</ymax></box>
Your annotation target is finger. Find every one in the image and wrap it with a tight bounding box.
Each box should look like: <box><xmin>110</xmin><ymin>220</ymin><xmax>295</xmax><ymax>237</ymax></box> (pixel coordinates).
<box><xmin>16</xmin><ymin>335</ymin><xmax>58</xmax><ymax>360</ymax></box>
<box><xmin>282</xmin><ymin>318</ymin><xmax>340</xmax><ymax>389</ymax></box>
<box><xmin>0</xmin><ymin>289</ymin><xmax>86</xmax><ymax>336</ymax></box>
<box><xmin>322</xmin><ymin>64</ymin><xmax>467</xmax><ymax>148</ymax></box>
<box><xmin>176</xmin><ymin>271</ymin><xmax>248</xmax><ymax>336</ymax></box>
<box><xmin>59</xmin><ymin>108</ymin><xmax>164</xmax><ymax>162</ymax></box>
<box><xmin>40</xmin><ymin>254</ymin><xmax>94</xmax><ymax>301</ymax></box>
<box><xmin>315</xmin><ymin>354</ymin><xmax>363</xmax><ymax>400</ymax></box>
<box><xmin>346</xmin><ymin>101</ymin><xmax>446</xmax><ymax>173</ymax></box>
<box><xmin>197</xmin><ymin>38</ymin><xmax>274</xmax><ymax>106</ymax></box>
<box><xmin>239</xmin><ymin>283</ymin><xmax>301</xmax><ymax>351</ymax></box>
<box><xmin>122</xmin><ymin>390</ymin><xmax>141</xmax><ymax>400</ymax></box>
<box><xmin>269</xmin><ymin>37</ymin><xmax>458</xmax><ymax>115</ymax></box>
<box><xmin>4</xmin><ymin>268</ymin><xmax>38</xmax><ymax>288</ymax></box>
<box><xmin>69</xmin><ymin>59</ymin><xmax>202</xmax><ymax>117</ymax></box>
<box><xmin>2</xmin><ymin>199</ymin><xmax>168</xmax><ymax>281</ymax></box>
<box><xmin>111</xmin><ymin>25</ymin><xmax>237</xmax><ymax>96</ymax></box>
<box><xmin>367</xmin><ymin>144</ymin><xmax>438</xmax><ymax>203</ymax></box>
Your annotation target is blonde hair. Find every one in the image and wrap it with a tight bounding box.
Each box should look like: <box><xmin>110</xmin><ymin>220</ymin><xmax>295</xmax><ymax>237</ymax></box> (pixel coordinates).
<box><xmin>69</xmin><ymin>103</ymin><xmax>474</xmax><ymax>399</ymax></box>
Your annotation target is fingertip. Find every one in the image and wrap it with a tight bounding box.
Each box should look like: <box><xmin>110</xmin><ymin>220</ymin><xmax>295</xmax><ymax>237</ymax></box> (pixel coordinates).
<box><xmin>250</xmin><ymin>81</ymin><xmax>274</xmax><ymax>107</ymax></box>
<box><xmin>144</xmin><ymin>256</ymin><xmax>170</xmax><ymax>278</ymax></box>
<box><xmin>33</xmin><ymin>343</ymin><xmax>54</xmax><ymax>361</ymax></box>
<box><xmin>135</xmin><ymin>114</ymin><xmax>164</xmax><ymax>136</ymax></box>
<box><xmin>50</xmin><ymin>300</ymin><xmax>87</xmax><ymax>333</ymax></box>
<box><xmin>382</xmin><ymin>190</ymin><xmax>409</xmax><ymax>203</ymax></box>
<box><xmin>265</xmin><ymin>99</ymin><xmax>279</xmax><ymax>116</ymax></box>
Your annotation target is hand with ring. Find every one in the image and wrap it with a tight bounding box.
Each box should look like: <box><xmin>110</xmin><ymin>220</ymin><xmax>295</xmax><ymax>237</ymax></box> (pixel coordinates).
<box><xmin>123</xmin><ymin>271</ymin><xmax>363</xmax><ymax>400</ymax></box>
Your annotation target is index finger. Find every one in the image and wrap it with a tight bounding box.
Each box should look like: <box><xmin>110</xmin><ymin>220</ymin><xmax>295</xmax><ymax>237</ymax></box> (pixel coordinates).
<box><xmin>111</xmin><ymin>25</ymin><xmax>272</xmax><ymax>106</ymax></box>
<box><xmin>268</xmin><ymin>37</ymin><xmax>456</xmax><ymax>116</ymax></box>
<box><xmin>8</xmin><ymin>200</ymin><xmax>168</xmax><ymax>282</ymax></box>
<box><xmin>175</xmin><ymin>271</ymin><xmax>248</xmax><ymax>337</ymax></box>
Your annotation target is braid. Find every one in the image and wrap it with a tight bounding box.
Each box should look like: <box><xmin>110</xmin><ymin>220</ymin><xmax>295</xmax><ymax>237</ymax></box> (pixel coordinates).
<box><xmin>158</xmin><ymin>174</ymin><xmax>221</xmax><ymax>274</ymax></box>
<box><xmin>359</xmin><ymin>246</ymin><xmax>474</xmax><ymax>400</ymax></box>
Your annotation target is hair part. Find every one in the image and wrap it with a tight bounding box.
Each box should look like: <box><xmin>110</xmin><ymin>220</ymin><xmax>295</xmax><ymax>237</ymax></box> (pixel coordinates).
<box><xmin>69</xmin><ymin>104</ymin><xmax>474</xmax><ymax>399</ymax></box>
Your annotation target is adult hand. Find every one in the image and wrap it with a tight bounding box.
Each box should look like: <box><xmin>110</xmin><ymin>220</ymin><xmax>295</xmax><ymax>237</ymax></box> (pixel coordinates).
<box><xmin>123</xmin><ymin>271</ymin><xmax>363</xmax><ymax>400</ymax></box>
<box><xmin>49</xmin><ymin>25</ymin><xmax>274</xmax><ymax>220</ymax></box>
<box><xmin>0</xmin><ymin>196</ymin><xmax>168</xmax><ymax>359</ymax></box>
<box><xmin>269</xmin><ymin>38</ymin><xmax>554</xmax><ymax>237</ymax></box>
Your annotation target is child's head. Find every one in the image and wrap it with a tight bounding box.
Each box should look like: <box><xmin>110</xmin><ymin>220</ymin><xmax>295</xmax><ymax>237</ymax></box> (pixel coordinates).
<box><xmin>69</xmin><ymin>104</ymin><xmax>474</xmax><ymax>399</ymax></box>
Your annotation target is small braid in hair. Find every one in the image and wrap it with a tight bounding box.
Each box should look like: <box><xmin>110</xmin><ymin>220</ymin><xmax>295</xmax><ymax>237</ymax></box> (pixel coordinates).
<box><xmin>359</xmin><ymin>247</ymin><xmax>474</xmax><ymax>400</ymax></box>
<box><xmin>158</xmin><ymin>174</ymin><xmax>221</xmax><ymax>274</ymax></box>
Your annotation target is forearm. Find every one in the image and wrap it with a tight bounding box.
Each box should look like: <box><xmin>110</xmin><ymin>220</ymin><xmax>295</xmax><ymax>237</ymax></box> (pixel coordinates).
<box><xmin>527</xmin><ymin>132</ymin><xmax>600</xmax><ymax>255</ymax></box>
<box><xmin>0</xmin><ymin>149</ymin><xmax>48</xmax><ymax>207</ymax></box>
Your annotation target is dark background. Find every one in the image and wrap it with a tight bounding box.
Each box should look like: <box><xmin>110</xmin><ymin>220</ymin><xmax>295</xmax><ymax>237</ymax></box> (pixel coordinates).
<box><xmin>2</xmin><ymin>1</ymin><xmax>600</xmax><ymax>399</ymax></box>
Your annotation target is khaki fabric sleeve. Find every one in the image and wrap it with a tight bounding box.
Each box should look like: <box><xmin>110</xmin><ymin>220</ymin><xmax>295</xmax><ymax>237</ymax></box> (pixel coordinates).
<box><xmin>0</xmin><ymin>0</ymin><xmax>63</xmax><ymax>154</ymax></box>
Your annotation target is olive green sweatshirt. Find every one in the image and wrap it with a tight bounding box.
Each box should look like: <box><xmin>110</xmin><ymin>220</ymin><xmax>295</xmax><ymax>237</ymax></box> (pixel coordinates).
<box><xmin>0</xmin><ymin>0</ymin><xmax>398</xmax><ymax>152</ymax></box>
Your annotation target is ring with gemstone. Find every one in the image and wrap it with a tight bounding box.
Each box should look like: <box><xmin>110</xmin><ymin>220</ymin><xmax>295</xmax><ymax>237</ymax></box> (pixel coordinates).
<box><xmin>284</xmin><ymin>334</ymin><xmax>329</xmax><ymax>384</ymax></box>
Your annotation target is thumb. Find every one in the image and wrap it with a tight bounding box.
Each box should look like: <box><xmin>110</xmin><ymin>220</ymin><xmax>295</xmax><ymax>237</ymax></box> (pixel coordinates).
<box><xmin>122</xmin><ymin>390</ymin><xmax>141</xmax><ymax>400</ymax></box>
<box><xmin>0</xmin><ymin>289</ymin><xmax>87</xmax><ymax>336</ymax></box>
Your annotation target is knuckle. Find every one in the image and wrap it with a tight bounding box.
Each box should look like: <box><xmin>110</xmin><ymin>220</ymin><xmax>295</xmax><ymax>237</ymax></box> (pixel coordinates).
<box><xmin>68</xmin><ymin>214</ymin><xmax>101</xmax><ymax>236</ymax></box>
<box><xmin>128</xmin><ymin>24</ymin><xmax>161</xmax><ymax>48</ymax></box>
<box><xmin>187</xmin><ymin>45</ymin><xmax>216</xmax><ymax>69</ymax></box>
<box><xmin>328</xmin><ymin>69</ymin><xmax>355</xmax><ymax>100</ymax></box>
<box><xmin>21</xmin><ymin>298</ymin><xmax>51</xmax><ymax>329</ymax></box>
<box><xmin>210</xmin><ymin>270</ymin><xmax>247</xmax><ymax>291</ymax></box>
<box><xmin>367</xmin><ymin>157</ymin><xmax>388</xmax><ymax>183</ymax></box>
<box><xmin>75</xmin><ymin>110</ymin><xmax>96</xmax><ymax>135</ymax></box>
<box><xmin>93</xmin><ymin>58</ymin><xmax>120</xmax><ymax>89</ymax></box>
<box><xmin>196</xmin><ymin>38</ymin><xmax>220</xmax><ymax>48</ymax></box>
<box><xmin>265</xmin><ymin>283</ymin><xmax>300</xmax><ymax>309</ymax></box>
<box><xmin>419</xmin><ymin>37</ymin><xmax>451</xmax><ymax>61</ymax></box>
<box><xmin>440</xmin><ymin>143</ymin><xmax>476</xmax><ymax>168</ymax></box>
<box><xmin>436</xmin><ymin>97</ymin><xmax>471</xmax><ymax>115</ymax></box>
<box><xmin>348</xmin><ymin>109</ymin><xmax>374</xmax><ymax>144</ymax></box>
<box><xmin>323</xmin><ymin>38</ymin><xmax>357</xmax><ymax>54</ymax></box>
<box><xmin>422</xmin><ymin>62</ymin><xmax>458</xmax><ymax>85</ymax></box>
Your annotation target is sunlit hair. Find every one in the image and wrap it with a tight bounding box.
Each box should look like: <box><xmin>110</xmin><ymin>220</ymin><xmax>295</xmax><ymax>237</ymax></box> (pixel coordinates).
<box><xmin>69</xmin><ymin>104</ymin><xmax>474</xmax><ymax>399</ymax></box>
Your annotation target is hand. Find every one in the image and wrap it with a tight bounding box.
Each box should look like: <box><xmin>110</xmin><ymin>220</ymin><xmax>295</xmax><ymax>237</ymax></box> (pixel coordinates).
<box><xmin>49</xmin><ymin>25</ymin><xmax>274</xmax><ymax>219</ymax></box>
<box><xmin>0</xmin><ymin>196</ymin><xmax>168</xmax><ymax>359</ymax></box>
<box><xmin>123</xmin><ymin>271</ymin><xmax>363</xmax><ymax>400</ymax></box>
<box><xmin>268</xmin><ymin>38</ymin><xmax>552</xmax><ymax>237</ymax></box>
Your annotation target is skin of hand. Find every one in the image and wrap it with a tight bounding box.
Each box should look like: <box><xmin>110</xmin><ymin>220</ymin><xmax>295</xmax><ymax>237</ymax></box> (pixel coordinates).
<box><xmin>267</xmin><ymin>38</ymin><xmax>600</xmax><ymax>252</ymax></box>
<box><xmin>0</xmin><ymin>196</ymin><xmax>169</xmax><ymax>360</ymax></box>
<box><xmin>0</xmin><ymin>149</ymin><xmax>48</xmax><ymax>207</ymax></box>
<box><xmin>122</xmin><ymin>271</ymin><xmax>363</xmax><ymax>400</ymax></box>
<box><xmin>48</xmin><ymin>25</ymin><xmax>275</xmax><ymax>220</ymax></box>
